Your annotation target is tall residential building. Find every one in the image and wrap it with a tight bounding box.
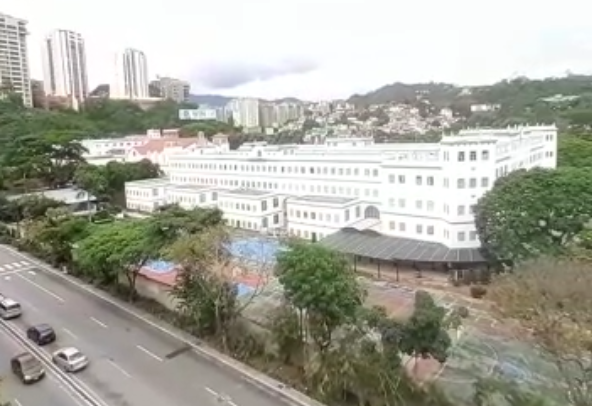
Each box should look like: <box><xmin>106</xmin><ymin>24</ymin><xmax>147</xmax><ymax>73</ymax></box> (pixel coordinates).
<box><xmin>110</xmin><ymin>48</ymin><xmax>149</xmax><ymax>99</ymax></box>
<box><xmin>150</xmin><ymin>77</ymin><xmax>189</xmax><ymax>103</ymax></box>
<box><xmin>0</xmin><ymin>13</ymin><xmax>32</xmax><ymax>107</ymax></box>
<box><xmin>42</xmin><ymin>29</ymin><xmax>89</xmax><ymax>108</ymax></box>
<box><xmin>227</xmin><ymin>98</ymin><xmax>260</xmax><ymax>129</ymax></box>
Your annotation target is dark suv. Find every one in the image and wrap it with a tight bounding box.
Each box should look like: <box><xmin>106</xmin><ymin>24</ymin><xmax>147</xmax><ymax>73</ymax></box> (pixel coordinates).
<box><xmin>11</xmin><ymin>352</ymin><xmax>45</xmax><ymax>383</ymax></box>
<box><xmin>27</xmin><ymin>324</ymin><xmax>56</xmax><ymax>346</ymax></box>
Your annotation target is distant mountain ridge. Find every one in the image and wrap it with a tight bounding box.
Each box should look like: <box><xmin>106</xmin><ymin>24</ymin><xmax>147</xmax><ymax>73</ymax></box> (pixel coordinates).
<box><xmin>346</xmin><ymin>75</ymin><xmax>592</xmax><ymax>107</ymax></box>
<box><xmin>188</xmin><ymin>94</ymin><xmax>303</xmax><ymax>107</ymax></box>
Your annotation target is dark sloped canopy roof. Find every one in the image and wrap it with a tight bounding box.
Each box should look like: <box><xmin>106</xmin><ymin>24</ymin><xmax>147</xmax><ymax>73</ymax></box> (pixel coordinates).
<box><xmin>320</xmin><ymin>228</ymin><xmax>485</xmax><ymax>264</ymax></box>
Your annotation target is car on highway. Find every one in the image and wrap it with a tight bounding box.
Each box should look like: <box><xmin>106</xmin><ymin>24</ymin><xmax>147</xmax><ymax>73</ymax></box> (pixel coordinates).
<box><xmin>0</xmin><ymin>297</ymin><xmax>22</xmax><ymax>319</ymax></box>
<box><xmin>26</xmin><ymin>323</ymin><xmax>56</xmax><ymax>346</ymax></box>
<box><xmin>11</xmin><ymin>352</ymin><xmax>45</xmax><ymax>384</ymax></box>
<box><xmin>52</xmin><ymin>347</ymin><xmax>89</xmax><ymax>373</ymax></box>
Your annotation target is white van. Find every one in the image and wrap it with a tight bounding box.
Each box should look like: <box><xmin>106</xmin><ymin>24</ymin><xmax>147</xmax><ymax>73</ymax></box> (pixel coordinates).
<box><xmin>0</xmin><ymin>298</ymin><xmax>22</xmax><ymax>319</ymax></box>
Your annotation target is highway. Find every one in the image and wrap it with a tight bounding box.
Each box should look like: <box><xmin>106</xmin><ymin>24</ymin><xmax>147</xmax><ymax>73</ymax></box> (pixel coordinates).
<box><xmin>0</xmin><ymin>325</ymin><xmax>82</xmax><ymax>406</ymax></box>
<box><xmin>0</xmin><ymin>245</ymin><xmax>282</xmax><ymax>406</ymax></box>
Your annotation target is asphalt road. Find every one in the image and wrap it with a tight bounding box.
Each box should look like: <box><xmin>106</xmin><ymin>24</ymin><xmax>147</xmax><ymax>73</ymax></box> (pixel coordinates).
<box><xmin>0</xmin><ymin>246</ymin><xmax>280</xmax><ymax>406</ymax></box>
<box><xmin>0</xmin><ymin>326</ymin><xmax>82</xmax><ymax>406</ymax></box>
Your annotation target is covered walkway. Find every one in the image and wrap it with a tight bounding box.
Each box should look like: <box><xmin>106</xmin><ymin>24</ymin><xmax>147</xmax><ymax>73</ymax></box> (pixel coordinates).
<box><xmin>320</xmin><ymin>228</ymin><xmax>484</xmax><ymax>263</ymax></box>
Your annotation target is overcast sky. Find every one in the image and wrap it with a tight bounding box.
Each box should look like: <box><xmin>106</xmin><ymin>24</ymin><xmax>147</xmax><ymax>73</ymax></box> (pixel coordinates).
<box><xmin>4</xmin><ymin>0</ymin><xmax>592</xmax><ymax>100</ymax></box>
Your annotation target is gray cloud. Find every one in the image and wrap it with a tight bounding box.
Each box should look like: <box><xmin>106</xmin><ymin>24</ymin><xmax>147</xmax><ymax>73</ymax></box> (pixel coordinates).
<box><xmin>192</xmin><ymin>58</ymin><xmax>318</xmax><ymax>89</ymax></box>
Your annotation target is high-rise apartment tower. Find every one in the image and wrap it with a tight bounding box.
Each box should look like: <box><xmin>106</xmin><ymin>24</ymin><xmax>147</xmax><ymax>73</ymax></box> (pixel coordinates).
<box><xmin>42</xmin><ymin>29</ymin><xmax>89</xmax><ymax>108</ymax></box>
<box><xmin>110</xmin><ymin>48</ymin><xmax>149</xmax><ymax>99</ymax></box>
<box><xmin>0</xmin><ymin>13</ymin><xmax>32</xmax><ymax>107</ymax></box>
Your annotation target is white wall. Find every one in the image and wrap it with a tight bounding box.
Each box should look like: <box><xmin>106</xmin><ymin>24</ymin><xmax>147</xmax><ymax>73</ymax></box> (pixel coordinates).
<box><xmin>286</xmin><ymin>200</ymin><xmax>363</xmax><ymax>241</ymax></box>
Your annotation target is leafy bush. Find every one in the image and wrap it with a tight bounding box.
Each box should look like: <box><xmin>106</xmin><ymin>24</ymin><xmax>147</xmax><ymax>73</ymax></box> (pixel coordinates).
<box><xmin>470</xmin><ymin>285</ymin><xmax>487</xmax><ymax>299</ymax></box>
<box><xmin>456</xmin><ymin>306</ymin><xmax>470</xmax><ymax>318</ymax></box>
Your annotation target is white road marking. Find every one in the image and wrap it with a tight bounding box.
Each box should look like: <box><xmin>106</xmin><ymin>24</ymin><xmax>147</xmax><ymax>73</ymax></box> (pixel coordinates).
<box><xmin>204</xmin><ymin>387</ymin><xmax>237</xmax><ymax>406</ymax></box>
<box><xmin>16</xmin><ymin>273</ymin><xmax>65</xmax><ymax>303</ymax></box>
<box><xmin>90</xmin><ymin>317</ymin><xmax>108</xmax><ymax>328</ymax></box>
<box><xmin>107</xmin><ymin>359</ymin><xmax>132</xmax><ymax>378</ymax></box>
<box><xmin>63</xmin><ymin>328</ymin><xmax>78</xmax><ymax>339</ymax></box>
<box><xmin>13</xmin><ymin>398</ymin><xmax>23</xmax><ymax>406</ymax></box>
<box><xmin>2</xmin><ymin>269</ymin><xmax>26</xmax><ymax>279</ymax></box>
<box><xmin>19</xmin><ymin>261</ymin><xmax>29</xmax><ymax>266</ymax></box>
<box><xmin>0</xmin><ymin>266</ymin><xmax>5</xmax><ymax>272</ymax></box>
<box><xmin>136</xmin><ymin>345</ymin><xmax>163</xmax><ymax>362</ymax></box>
<box><xmin>5</xmin><ymin>263</ymin><xmax>13</xmax><ymax>270</ymax></box>
<box><xmin>12</xmin><ymin>262</ymin><xmax>22</xmax><ymax>268</ymax></box>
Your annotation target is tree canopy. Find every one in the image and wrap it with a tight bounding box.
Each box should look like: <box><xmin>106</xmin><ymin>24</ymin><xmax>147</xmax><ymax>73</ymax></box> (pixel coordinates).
<box><xmin>474</xmin><ymin>167</ymin><xmax>592</xmax><ymax>263</ymax></box>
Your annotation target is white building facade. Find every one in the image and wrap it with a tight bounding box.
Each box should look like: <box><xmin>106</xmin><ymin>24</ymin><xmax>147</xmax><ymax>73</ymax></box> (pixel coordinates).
<box><xmin>110</xmin><ymin>48</ymin><xmax>149</xmax><ymax>99</ymax></box>
<box><xmin>0</xmin><ymin>13</ymin><xmax>32</xmax><ymax>107</ymax></box>
<box><xmin>124</xmin><ymin>125</ymin><xmax>558</xmax><ymax>249</ymax></box>
<box><xmin>42</xmin><ymin>29</ymin><xmax>89</xmax><ymax>107</ymax></box>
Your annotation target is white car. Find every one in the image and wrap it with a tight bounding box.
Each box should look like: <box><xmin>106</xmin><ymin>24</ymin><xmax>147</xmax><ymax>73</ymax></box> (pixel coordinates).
<box><xmin>52</xmin><ymin>347</ymin><xmax>89</xmax><ymax>373</ymax></box>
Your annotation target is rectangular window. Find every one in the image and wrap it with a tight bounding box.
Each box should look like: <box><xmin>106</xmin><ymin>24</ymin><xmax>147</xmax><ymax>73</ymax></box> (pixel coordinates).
<box><xmin>416</xmin><ymin>176</ymin><xmax>422</xmax><ymax>186</ymax></box>
<box><xmin>481</xmin><ymin>177</ymin><xmax>489</xmax><ymax>188</ymax></box>
<box><xmin>458</xmin><ymin>151</ymin><xmax>465</xmax><ymax>162</ymax></box>
<box><xmin>469</xmin><ymin>178</ymin><xmax>477</xmax><ymax>188</ymax></box>
<box><xmin>427</xmin><ymin>176</ymin><xmax>434</xmax><ymax>186</ymax></box>
<box><xmin>458</xmin><ymin>231</ymin><xmax>466</xmax><ymax>242</ymax></box>
<box><xmin>469</xmin><ymin>151</ymin><xmax>477</xmax><ymax>161</ymax></box>
<box><xmin>457</xmin><ymin>205</ymin><xmax>465</xmax><ymax>215</ymax></box>
<box><xmin>416</xmin><ymin>224</ymin><xmax>423</xmax><ymax>234</ymax></box>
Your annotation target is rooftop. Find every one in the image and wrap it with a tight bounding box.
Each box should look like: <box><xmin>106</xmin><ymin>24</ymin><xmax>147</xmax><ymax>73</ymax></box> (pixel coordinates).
<box><xmin>320</xmin><ymin>228</ymin><xmax>485</xmax><ymax>264</ymax></box>
<box><xmin>8</xmin><ymin>188</ymin><xmax>96</xmax><ymax>205</ymax></box>
<box><xmin>291</xmin><ymin>195</ymin><xmax>358</xmax><ymax>205</ymax></box>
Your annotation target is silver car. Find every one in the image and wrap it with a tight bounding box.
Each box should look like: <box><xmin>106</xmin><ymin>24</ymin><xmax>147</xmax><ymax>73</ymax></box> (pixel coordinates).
<box><xmin>52</xmin><ymin>347</ymin><xmax>89</xmax><ymax>372</ymax></box>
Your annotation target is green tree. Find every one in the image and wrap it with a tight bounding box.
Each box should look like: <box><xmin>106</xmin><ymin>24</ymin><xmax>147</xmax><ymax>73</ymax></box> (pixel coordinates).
<box><xmin>474</xmin><ymin>167</ymin><xmax>592</xmax><ymax>264</ymax></box>
<box><xmin>24</xmin><ymin>207</ymin><xmax>91</xmax><ymax>267</ymax></box>
<box><xmin>75</xmin><ymin>220</ymin><xmax>156</xmax><ymax>295</ymax></box>
<box><xmin>557</xmin><ymin>134</ymin><xmax>592</xmax><ymax>168</ymax></box>
<box><xmin>168</xmin><ymin>227</ymin><xmax>239</xmax><ymax>348</ymax></box>
<box><xmin>399</xmin><ymin>291</ymin><xmax>451</xmax><ymax>373</ymax></box>
<box><xmin>73</xmin><ymin>159</ymin><xmax>162</xmax><ymax>207</ymax></box>
<box><xmin>276</xmin><ymin>243</ymin><xmax>365</xmax><ymax>353</ymax></box>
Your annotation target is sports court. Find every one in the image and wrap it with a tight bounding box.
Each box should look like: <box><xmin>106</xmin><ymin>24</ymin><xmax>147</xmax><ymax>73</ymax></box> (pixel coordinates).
<box><xmin>141</xmin><ymin>235</ymin><xmax>284</xmax><ymax>297</ymax></box>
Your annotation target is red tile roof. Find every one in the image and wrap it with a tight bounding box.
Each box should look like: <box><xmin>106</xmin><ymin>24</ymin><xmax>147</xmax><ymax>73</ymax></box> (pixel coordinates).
<box><xmin>130</xmin><ymin>137</ymin><xmax>206</xmax><ymax>155</ymax></box>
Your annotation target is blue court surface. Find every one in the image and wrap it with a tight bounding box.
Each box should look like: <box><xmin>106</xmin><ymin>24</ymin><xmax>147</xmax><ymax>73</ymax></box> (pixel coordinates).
<box><xmin>145</xmin><ymin>260</ymin><xmax>176</xmax><ymax>274</ymax></box>
<box><xmin>225</xmin><ymin>237</ymin><xmax>284</xmax><ymax>265</ymax></box>
<box><xmin>144</xmin><ymin>237</ymin><xmax>285</xmax><ymax>297</ymax></box>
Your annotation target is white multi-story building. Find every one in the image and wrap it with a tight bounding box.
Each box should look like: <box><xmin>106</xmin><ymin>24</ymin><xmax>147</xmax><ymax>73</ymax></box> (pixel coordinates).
<box><xmin>0</xmin><ymin>13</ymin><xmax>32</xmax><ymax>107</ymax></box>
<box><xmin>124</xmin><ymin>125</ymin><xmax>557</xmax><ymax>256</ymax></box>
<box><xmin>110</xmin><ymin>48</ymin><xmax>149</xmax><ymax>99</ymax></box>
<box><xmin>42</xmin><ymin>29</ymin><xmax>89</xmax><ymax>108</ymax></box>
